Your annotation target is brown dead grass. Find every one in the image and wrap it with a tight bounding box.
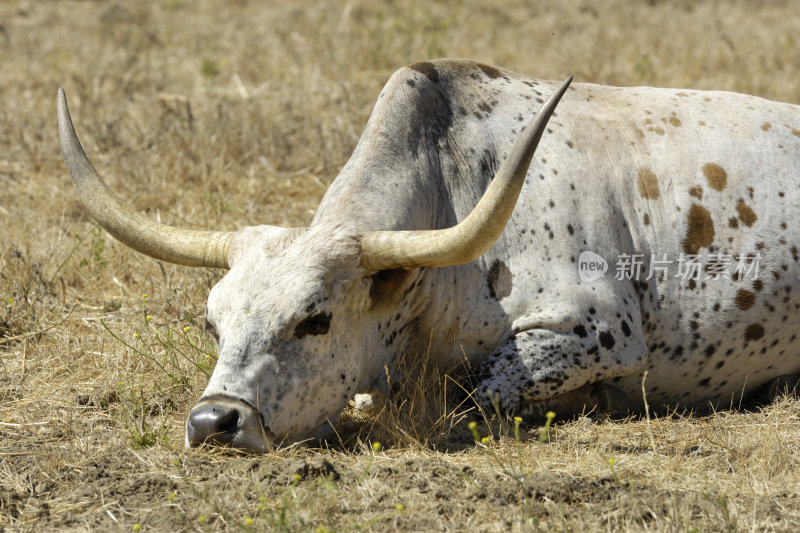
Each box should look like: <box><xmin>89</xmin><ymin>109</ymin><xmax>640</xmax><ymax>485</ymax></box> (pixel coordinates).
<box><xmin>2</xmin><ymin>0</ymin><xmax>800</xmax><ymax>531</ymax></box>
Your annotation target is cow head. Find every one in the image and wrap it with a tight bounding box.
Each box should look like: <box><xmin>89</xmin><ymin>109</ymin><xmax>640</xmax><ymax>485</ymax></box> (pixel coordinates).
<box><xmin>57</xmin><ymin>77</ymin><xmax>570</xmax><ymax>451</ymax></box>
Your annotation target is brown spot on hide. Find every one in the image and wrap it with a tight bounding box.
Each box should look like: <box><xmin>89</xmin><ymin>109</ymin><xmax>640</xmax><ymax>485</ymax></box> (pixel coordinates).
<box><xmin>369</xmin><ymin>269</ymin><xmax>414</xmax><ymax>305</ymax></box>
<box><xmin>703</xmin><ymin>163</ymin><xmax>727</xmax><ymax>191</ymax></box>
<box><xmin>669</xmin><ymin>115</ymin><xmax>681</xmax><ymax>127</ymax></box>
<box><xmin>744</xmin><ymin>323</ymin><xmax>765</xmax><ymax>342</ymax></box>
<box><xmin>792</xmin><ymin>128</ymin><xmax>800</xmax><ymax>138</ymax></box>
<box><xmin>637</xmin><ymin>168</ymin><xmax>660</xmax><ymax>199</ymax></box>
<box><xmin>736</xmin><ymin>200</ymin><xmax>757</xmax><ymax>227</ymax></box>
<box><xmin>682</xmin><ymin>204</ymin><xmax>715</xmax><ymax>254</ymax></box>
<box><xmin>728</xmin><ymin>217</ymin><xmax>738</xmax><ymax>229</ymax></box>
<box><xmin>476</xmin><ymin>63</ymin><xmax>502</xmax><ymax>79</ymax></box>
<box><xmin>643</xmin><ymin>213</ymin><xmax>651</xmax><ymax>225</ymax></box>
<box><xmin>762</xmin><ymin>122</ymin><xmax>772</xmax><ymax>131</ymax></box>
<box><xmin>735</xmin><ymin>289</ymin><xmax>755</xmax><ymax>310</ymax></box>
<box><xmin>689</xmin><ymin>186</ymin><xmax>703</xmax><ymax>200</ymax></box>
<box><xmin>408</xmin><ymin>61</ymin><xmax>439</xmax><ymax>83</ymax></box>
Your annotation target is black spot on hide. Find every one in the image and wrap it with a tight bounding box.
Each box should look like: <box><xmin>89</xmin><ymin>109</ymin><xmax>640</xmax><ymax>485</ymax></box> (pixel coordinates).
<box><xmin>487</xmin><ymin>260</ymin><xmax>512</xmax><ymax>300</ymax></box>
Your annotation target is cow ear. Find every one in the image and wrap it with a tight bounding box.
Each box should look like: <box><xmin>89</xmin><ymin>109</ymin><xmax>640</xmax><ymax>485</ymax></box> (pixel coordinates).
<box><xmin>369</xmin><ymin>268</ymin><xmax>417</xmax><ymax>307</ymax></box>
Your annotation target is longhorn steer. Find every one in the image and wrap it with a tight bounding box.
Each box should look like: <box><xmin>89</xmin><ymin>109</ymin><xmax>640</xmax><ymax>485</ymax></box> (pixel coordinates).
<box><xmin>58</xmin><ymin>59</ymin><xmax>800</xmax><ymax>451</ymax></box>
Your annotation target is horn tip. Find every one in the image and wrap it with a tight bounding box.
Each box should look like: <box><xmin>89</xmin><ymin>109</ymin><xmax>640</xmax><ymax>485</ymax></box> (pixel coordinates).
<box><xmin>57</xmin><ymin>88</ymin><xmax>70</xmax><ymax>127</ymax></box>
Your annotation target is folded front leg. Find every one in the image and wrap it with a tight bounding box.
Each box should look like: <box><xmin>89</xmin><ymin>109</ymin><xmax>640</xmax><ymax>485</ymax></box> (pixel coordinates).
<box><xmin>475</xmin><ymin>317</ymin><xmax>645</xmax><ymax>420</ymax></box>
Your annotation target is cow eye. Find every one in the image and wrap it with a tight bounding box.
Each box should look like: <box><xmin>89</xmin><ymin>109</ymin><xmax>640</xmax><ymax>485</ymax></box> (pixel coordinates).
<box><xmin>294</xmin><ymin>312</ymin><xmax>332</xmax><ymax>338</ymax></box>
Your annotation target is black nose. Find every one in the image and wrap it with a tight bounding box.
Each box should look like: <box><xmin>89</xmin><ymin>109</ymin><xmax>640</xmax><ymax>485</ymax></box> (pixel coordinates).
<box><xmin>186</xmin><ymin>402</ymin><xmax>241</xmax><ymax>446</ymax></box>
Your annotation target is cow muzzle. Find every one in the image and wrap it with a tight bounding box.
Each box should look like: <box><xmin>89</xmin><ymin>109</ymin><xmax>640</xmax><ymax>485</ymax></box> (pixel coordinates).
<box><xmin>185</xmin><ymin>394</ymin><xmax>273</xmax><ymax>451</ymax></box>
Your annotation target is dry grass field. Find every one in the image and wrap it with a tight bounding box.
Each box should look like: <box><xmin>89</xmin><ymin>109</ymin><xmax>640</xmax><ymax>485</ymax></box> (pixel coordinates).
<box><xmin>2</xmin><ymin>0</ymin><xmax>800</xmax><ymax>530</ymax></box>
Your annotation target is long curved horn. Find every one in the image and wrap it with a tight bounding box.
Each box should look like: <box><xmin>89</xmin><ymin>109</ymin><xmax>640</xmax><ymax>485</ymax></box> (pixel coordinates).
<box><xmin>360</xmin><ymin>76</ymin><xmax>572</xmax><ymax>271</ymax></box>
<box><xmin>58</xmin><ymin>89</ymin><xmax>233</xmax><ymax>268</ymax></box>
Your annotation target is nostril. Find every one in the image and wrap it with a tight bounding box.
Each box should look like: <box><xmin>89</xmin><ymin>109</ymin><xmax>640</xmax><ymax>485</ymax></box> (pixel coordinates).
<box><xmin>187</xmin><ymin>402</ymin><xmax>241</xmax><ymax>446</ymax></box>
<box><xmin>216</xmin><ymin>408</ymin><xmax>240</xmax><ymax>434</ymax></box>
